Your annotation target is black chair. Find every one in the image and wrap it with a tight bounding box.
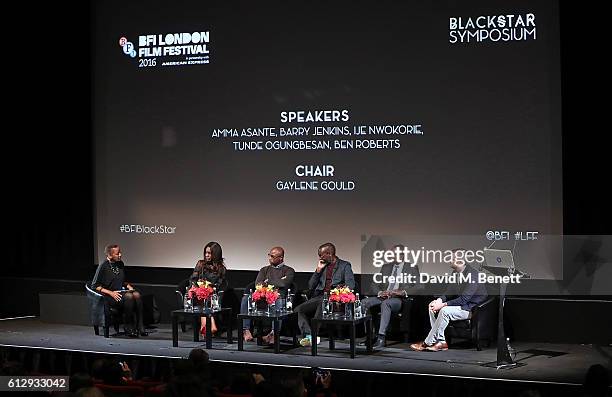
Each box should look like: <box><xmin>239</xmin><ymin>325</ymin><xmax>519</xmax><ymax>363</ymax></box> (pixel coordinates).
<box><xmin>85</xmin><ymin>282</ymin><xmax>122</xmax><ymax>338</ymax></box>
<box><xmin>444</xmin><ymin>296</ymin><xmax>498</xmax><ymax>351</ymax></box>
<box><xmin>174</xmin><ymin>278</ymin><xmax>192</xmax><ymax>332</ymax></box>
<box><xmin>362</xmin><ymin>268</ymin><xmax>427</xmax><ymax>343</ymax></box>
<box><xmin>366</xmin><ymin>296</ymin><xmax>419</xmax><ymax>343</ymax></box>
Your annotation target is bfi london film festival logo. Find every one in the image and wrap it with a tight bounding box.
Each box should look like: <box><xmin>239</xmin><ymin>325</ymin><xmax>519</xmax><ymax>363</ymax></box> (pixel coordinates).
<box><xmin>119</xmin><ymin>36</ymin><xmax>136</xmax><ymax>58</ymax></box>
<box><xmin>449</xmin><ymin>13</ymin><xmax>537</xmax><ymax>44</ymax></box>
<box><xmin>118</xmin><ymin>31</ymin><xmax>211</xmax><ymax>68</ymax></box>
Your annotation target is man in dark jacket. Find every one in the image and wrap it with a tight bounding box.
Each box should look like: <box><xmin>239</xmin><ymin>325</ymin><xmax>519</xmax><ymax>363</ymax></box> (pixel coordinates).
<box><xmin>295</xmin><ymin>242</ymin><xmax>355</xmax><ymax>346</ymax></box>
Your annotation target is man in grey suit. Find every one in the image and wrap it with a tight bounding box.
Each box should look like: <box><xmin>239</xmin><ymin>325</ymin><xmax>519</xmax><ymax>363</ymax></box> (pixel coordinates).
<box><xmin>362</xmin><ymin>245</ymin><xmax>421</xmax><ymax>348</ymax></box>
<box><xmin>295</xmin><ymin>242</ymin><xmax>355</xmax><ymax>346</ymax></box>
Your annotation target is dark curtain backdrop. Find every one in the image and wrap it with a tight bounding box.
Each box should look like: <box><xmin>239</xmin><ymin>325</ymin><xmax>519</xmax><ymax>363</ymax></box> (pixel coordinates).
<box><xmin>4</xmin><ymin>2</ymin><xmax>609</xmax><ymax>283</ymax></box>
<box><xmin>6</xmin><ymin>2</ymin><xmax>93</xmax><ymax>281</ymax></box>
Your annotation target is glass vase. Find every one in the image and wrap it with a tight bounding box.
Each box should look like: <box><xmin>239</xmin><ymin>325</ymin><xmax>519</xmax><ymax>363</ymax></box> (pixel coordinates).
<box><xmin>344</xmin><ymin>302</ymin><xmax>354</xmax><ymax>318</ymax></box>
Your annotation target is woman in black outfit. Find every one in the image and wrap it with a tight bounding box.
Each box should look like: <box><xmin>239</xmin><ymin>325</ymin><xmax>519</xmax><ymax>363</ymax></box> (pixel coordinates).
<box><xmin>92</xmin><ymin>244</ymin><xmax>147</xmax><ymax>337</ymax></box>
<box><xmin>191</xmin><ymin>241</ymin><xmax>227</xmax><ymax>335</ymax></box>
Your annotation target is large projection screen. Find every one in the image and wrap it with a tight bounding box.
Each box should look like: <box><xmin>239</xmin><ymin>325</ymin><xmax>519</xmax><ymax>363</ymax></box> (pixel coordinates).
<box><xmin>94</xmin><ymin>0</ymin><xmax>562</xmax><ymax>276</ymax></box>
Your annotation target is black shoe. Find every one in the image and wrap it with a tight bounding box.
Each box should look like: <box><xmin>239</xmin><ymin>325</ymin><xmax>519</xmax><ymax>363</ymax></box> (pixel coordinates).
<box><xmin>128</xmin><ymin>330</ymin><xmax>139</xmax><ymax>338</ymax></box>
<box><xmin>373</xmin><ymin>336</ymin><xmax>386</xmax><ymax>348</ymax></box>
<box><xmin>139</xmin><ymin>330</ymin><xmax>149</xmax><ymax>337</ymax></box>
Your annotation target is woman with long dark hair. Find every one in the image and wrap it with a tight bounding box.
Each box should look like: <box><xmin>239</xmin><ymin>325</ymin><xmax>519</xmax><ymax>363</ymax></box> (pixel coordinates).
<box><xmin>191</xmin><ymin>241</ymin><xmax>227</xmax><ymax>335</ymax></box>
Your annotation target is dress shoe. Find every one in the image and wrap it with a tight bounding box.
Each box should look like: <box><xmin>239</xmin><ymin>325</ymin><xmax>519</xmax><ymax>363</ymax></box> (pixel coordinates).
<box><xmin>409</xmin><ymin>341</ymin><xmax>428</xmax><ymax>351</ymax></box>
<box><xmin>139</xmin><ymin>330</ymin><xmax>149</xmax><ymax>337</ymax></box>
<box><xmin>373</xmin><ymin>336</ymin><xmax>386</xmax><ymax>348</ymax></box>
<box><xmin>425</xmin><ymin>341</ymin><xmax>448</xmax><ymax>352</ymax></box>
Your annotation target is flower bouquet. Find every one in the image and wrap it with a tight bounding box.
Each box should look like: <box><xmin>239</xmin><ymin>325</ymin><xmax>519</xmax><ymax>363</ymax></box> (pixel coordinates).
<box><xmin>329</xmin><ymin>285</ymin><xmax>355</xmax><ymax>315</ymax></box>
<box><xmin>188</xmin><ymin>279</ymin><xmax>214</xmax><ymax>309</ymax></box>
<box><xmin>329</xmin><ymin>285</ymin><xmax>356</xmax><ymax>303</ymax></box>
<box><xmin>252</xmin><ymin>284</ymin><xmax>280</xmax><ymax>310</ymax></box>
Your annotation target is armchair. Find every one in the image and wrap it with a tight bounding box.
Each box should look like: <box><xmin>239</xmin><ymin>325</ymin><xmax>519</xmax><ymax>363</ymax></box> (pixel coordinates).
<box><xmin>174</xmin><ymin>278</ymin><xmax>192</xmax><ymax>332</ymax></box>
<box><xmin>85</xmin><ymin>282</ymin><xmax>122</xmax><ymax>338</ymax></box>
<box><xmin>445</xmin><ymin>296</ymin><xmax>498</xmax><ymax>350</ymax></box>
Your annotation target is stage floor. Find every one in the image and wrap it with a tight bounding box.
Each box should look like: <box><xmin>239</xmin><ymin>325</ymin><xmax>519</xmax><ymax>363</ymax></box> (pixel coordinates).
<box><xmin>1</xmin><ymin>317</ymin><xmax>609</xmax><ymax>386</ymax></box>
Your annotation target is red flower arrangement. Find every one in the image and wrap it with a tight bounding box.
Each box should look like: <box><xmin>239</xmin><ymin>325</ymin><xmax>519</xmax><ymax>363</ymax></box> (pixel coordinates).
<box><xmin>329</xmin><ymin>286</ymin><xmax>355</xmax><ymax>303</ymax></box>
<box><xmin>252</xmin><ymin>284</ymin><xmax>280</xmax><ymax>305</ymax></box>
<box><xmin>188</xmin><ymin>280</ymin><xmax>214</xmax><ymax>302</ymax></box>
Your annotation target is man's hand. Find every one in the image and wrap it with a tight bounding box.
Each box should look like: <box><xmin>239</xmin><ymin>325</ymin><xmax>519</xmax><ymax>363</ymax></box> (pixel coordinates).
<box><xmin>389</xmin><ymin>290</ymin><xmax>406</xmax><ymax>298</ymax></box>
<box><xmin>109</xmin><ymin>290</ymin><xmax>122</xmax><ymax>302</ymax></box>
<box><xmin>252</xmin><ymin>373</ymin><xmax>265</xmax><ymax>385</ymax></box>
<box><xmin>377</xmin><ymin>291</ymin><xmax>390</xmax><ymax>299</ymax></box>
<box><xmin>316</xmin><ymin>260</ymin><xmax>327</xmax><ymax>273</ymax></box>
<box><xmin>320</xmin><ymin>371</ymin><xmax>332</xmax><ymax>389</ymax></box>
<box><xmin>120</xmin><ymin>361</ymin><xmax>132</xmax><ymax>382</ymax></box>
<box><xmin>429</xmin><ymin>298</ymin><xmax>444</xmax><ymax>312</ymax></box>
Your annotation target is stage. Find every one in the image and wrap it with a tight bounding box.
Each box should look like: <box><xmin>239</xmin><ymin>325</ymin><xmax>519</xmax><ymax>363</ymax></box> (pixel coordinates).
<box><xmin>1</xmin><ymin>317</ymin><xmax>609</xmax><ymax>387</ymax></box>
